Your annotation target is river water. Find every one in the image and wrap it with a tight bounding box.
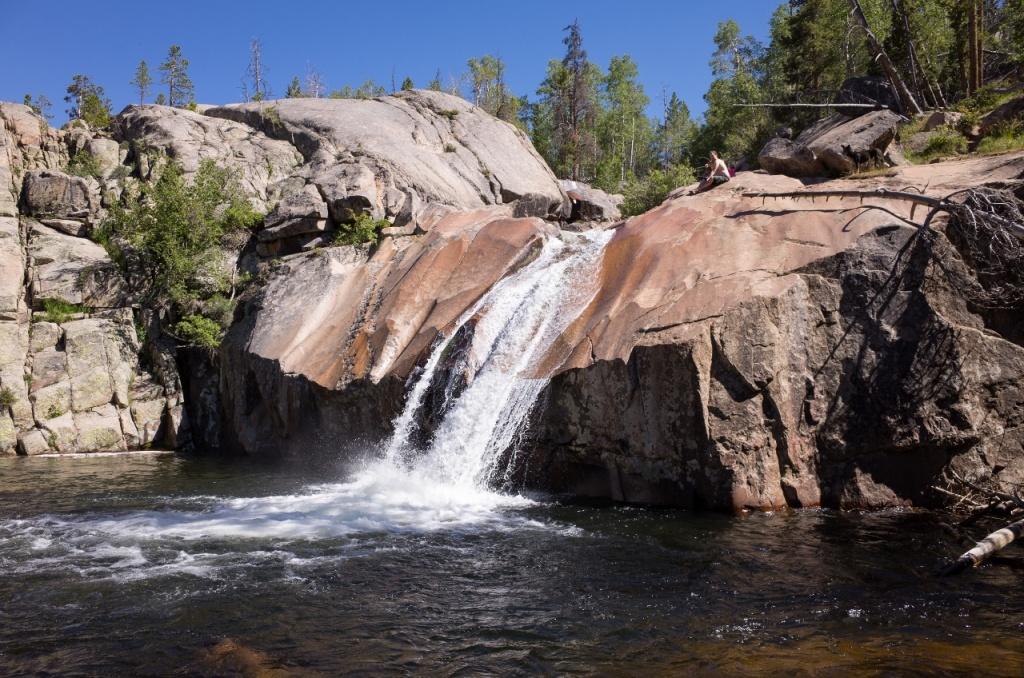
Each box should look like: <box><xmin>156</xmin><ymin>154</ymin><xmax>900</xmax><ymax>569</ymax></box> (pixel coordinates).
<box><xmin>1</xmin><ymin>454</ymin><xmax>1023</xmax><ymax>676</ymax></box>
<box><xmin>3</xmin><ymin>231</ymin><xmax>1024</xmax><ymax>675</ymax></box>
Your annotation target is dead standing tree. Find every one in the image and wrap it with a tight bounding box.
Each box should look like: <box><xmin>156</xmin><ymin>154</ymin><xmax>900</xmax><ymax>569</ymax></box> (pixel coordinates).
<box><xmin>847</xmin><ymin>0</ymin><xmax>923</xmax><ymax>116</ymax></box>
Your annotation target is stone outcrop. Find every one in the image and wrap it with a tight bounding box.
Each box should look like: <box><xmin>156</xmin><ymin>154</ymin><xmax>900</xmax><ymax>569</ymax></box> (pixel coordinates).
<box><xmin>980</xmin><ymin>95</ymin><xmax>1024</xmax><ymax>136</ymax></box>
<box><xmin>0</xmin><ymin>104</ymin><xmax>179</xmax><ymax>456</ymax></box>
<box><xmin>219</xmin><ymin>152</ymin><xmax>1024</xmax><ymax>511</ymax></box>
<box><xmin>111</xmin><ymin>104</ymin><xmax>304</xmax><ymax>211</ymax></box>
<box><xmin>559</xmin><ymin>180</ymin><xmax>622</xmax><ymax>223</ymax></box>
<box><xmin>835</xmin><ymin>76</ymin><xmax>901</xmax><ymax>116</ymax></box>
<box><xmin>220</xmin><ymin>207</ymin><xmax>552</xmax><ymax>455</ymax></box>
<box><xmin>759</xmin><ymin>110</ymin><xmax>904</xmax><ymax>177</ymax></box>
<box><xmin>205</xmin><ymin>91</ymin><xmax>569</xmax><ymax>228</ymax></box>
<box><xmin>0</xmin><ymin>103</ymin><xmax>66</xmax><ymax>217</ymax></box>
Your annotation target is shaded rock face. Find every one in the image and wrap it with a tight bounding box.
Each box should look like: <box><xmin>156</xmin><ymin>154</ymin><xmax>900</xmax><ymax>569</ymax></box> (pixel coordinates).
<box><xmin>219</xmin><ymin>154</ymin><xmax>1024</xmax><ymax>511</ymax></box>
<box><xmin>205</xmin><ymin>91</ymin><xmax>569</xmax><ymax>226</ymax></box>
<box><xmin>559</xmin><ymin>180</ymin><xmax>622</xmax><ymax>223</ymax></box>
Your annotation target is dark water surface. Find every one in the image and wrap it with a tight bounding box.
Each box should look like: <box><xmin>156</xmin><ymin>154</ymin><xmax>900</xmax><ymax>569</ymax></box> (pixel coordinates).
<box><xmin>1</xmin><ymin>453</ymin><xmax>1022</xmax><ymax>676</ymax></box>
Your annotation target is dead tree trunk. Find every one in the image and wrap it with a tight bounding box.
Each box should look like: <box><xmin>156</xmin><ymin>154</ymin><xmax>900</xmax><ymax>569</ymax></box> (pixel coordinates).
<box><xmin>943</xmin><ymin>518</ymin><xmax>1024</xmax><ymax>575</ymax></box>
<box><xmin>848</xmin><ymin>0</ymin><xmax>923</xmax><ymax>115</ymax></box>
<box><xmin>968</xmin><ymin>0</ymin><xmax>982</xmax><ymax>94</ymax></box>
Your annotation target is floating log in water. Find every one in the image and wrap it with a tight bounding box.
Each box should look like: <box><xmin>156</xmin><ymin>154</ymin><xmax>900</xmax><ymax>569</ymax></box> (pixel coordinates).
<box><xmin>942</xmin><ymin>519</ymin><xmax>1024</xmax><ymax>575</ymax></box>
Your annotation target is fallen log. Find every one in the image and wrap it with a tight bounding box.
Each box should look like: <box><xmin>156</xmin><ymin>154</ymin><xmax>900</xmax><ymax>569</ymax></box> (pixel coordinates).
<box><xmin>942</xmin><ymin>518</ymin><xmax>1024</xmax><ymax>575</ymax></box>
<box><xmin>740</xmin><ymin>189</ymin><xmax>1024</xmax><ymax>238</ymax></box>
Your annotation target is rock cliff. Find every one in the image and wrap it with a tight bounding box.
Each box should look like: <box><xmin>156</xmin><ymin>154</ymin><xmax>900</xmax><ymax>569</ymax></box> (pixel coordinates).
<box><xmin>222</xmin><ymin>153</ymin><xmax>1024</xmax><ymax>510</ymax></box>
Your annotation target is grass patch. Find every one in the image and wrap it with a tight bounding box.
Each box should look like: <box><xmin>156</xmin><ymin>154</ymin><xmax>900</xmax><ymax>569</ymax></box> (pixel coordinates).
<box><xmin>906</xmin><ymin>126</ymin><xmax>968</xmax><ymax>164</ymax></box>
<box><xmin>977</xmin><ymin>121</ymin><xmax>1024</xmax><ymax>155</ymax></box>
<box><xmin>42</xmin><ymin>299</ymin><xmax>87</xmax><ymax>324</ymax></box>
<box><xmin>0</xmin><ymin>387</ymin><xmax>15</xmax><ymax>410</ymax></box>
<box><xmin>443</xmin><ymin>143</ymin><xmax>457</xmax><ymax>153</ymax></box>
<box><xmin>955</xmin><ymin>85</ymin><xmax>1023</xmax><ymax>115</ymax></box>
<box><xmin>45</xmin><ymin>403</ymin><xmax>64</xmax><ymax>419</ymax></box>
<box><xmin>845</xmin><ymin>167</ymin><xmax>900</xmax><ymax>180</ymax></box>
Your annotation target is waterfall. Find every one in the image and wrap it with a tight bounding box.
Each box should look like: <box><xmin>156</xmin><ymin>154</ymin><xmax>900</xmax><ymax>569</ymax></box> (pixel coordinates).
<box><xmin>381</xmin><ymin>228</ymin><xmax>612</xmax><ymax>492</ymax></box>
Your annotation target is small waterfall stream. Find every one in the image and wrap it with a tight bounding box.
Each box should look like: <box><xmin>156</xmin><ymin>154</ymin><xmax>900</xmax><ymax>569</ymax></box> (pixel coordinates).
<box><xmin>382</xmin><ymin>228</ymin><xmax>612</xmax><ymax>493</ymax></box>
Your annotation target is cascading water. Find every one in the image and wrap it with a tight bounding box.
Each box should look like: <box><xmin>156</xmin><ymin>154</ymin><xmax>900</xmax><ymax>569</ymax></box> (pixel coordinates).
<box><xmin>380</xmin><ymin>228</ymin><xmax>612</xmax><ymax>493</ymax></box>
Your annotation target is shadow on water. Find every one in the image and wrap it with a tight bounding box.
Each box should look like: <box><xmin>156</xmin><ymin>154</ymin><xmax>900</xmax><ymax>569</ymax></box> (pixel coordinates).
<box><xmin>1</xmin><ymin>455</ymin><xmax>1023</xmax><ymax>676</ymax></box>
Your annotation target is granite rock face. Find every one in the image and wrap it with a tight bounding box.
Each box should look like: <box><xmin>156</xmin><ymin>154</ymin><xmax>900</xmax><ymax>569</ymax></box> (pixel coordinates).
<box><xmin>218</xmin><ymin>153</ymin><xmax>1024</xmax><ymax>511</ymax></box>
<box><xmin>111</xmin><ymin>104</ymin><xmax>304</xmax><ymax>211</ymax></box>
<box><xmin>0</xmin><ymin>104</ymin><xmax>178</xmax><ymax>456</ymax></box>
<box><xmin>205</xmin><ymin>90</ymin><xmax>569</xmax><ymax>228</ymax></box>
<box><xmin>559</xmin><ymin>180</ymin><xmax>623</xmax><ymax>223</ymax></box>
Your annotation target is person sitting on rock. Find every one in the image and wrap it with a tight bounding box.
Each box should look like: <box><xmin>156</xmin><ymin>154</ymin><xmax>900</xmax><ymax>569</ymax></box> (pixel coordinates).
<box><xmin>692</xmin><ymin>151</ymin><xmax>731</xmax><ymax>194</ymax></box>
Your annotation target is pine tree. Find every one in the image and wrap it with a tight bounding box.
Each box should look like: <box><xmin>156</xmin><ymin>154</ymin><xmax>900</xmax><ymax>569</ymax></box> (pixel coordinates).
<box><xmin>286</xmin><ymin>76</ymin><xmax>304</xmax><ymax>98</ymax></box>
<box><xmin>401</xmin><ymin>76</ymin><xmax>415</xmax><ymax>91</ymax></box>
<box><xmin>428</xmin><ymin>69</ymin><xmax>443</xmax><ymax>91</ymax></box>
<box><xmin>130</xmin><ymin>60</ymin><xmax>153</xmax><ymax>105</ymax></box>
<box><xmin>22</xmin><ymin>94</ymin><xmax>52</xmax><ymax>120</ymax></box>
<box><xmin>560</xmin><ymin>20</ymin><xmax>600</xmax><ymax>181</ymax></box>
<box><xmin>657</xmin><ymin>92</ymin><xmax>696</xmax><ymax>167</ymax></box>
<box><xmin>64</xmin><ymin>75</ymin><xmax>112</xmax><ymax>127</ymax></box>
<box><xmin>159</xmin><ymin>45</ymin><xmax>194</xmax><ymax>108</ymax></box>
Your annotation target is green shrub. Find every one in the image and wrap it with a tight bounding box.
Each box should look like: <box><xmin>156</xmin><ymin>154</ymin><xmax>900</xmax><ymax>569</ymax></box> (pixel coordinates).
<box><xmin>0</xmin><ymin>386</ymin><xmax>15</xmax><ymax>409</ymax></box>
<box><xmin>66</xmin><ymin>151</ymin><xmax>103</xmax><ymax>178</ymax></box>
<box><xmin>42</xmin><ymin>299</ymin><xmax>87</xmax><ymax>324</ymax></box>
<box><xmin>202</xmin><ymin>294</ymin><xmax>236</xmax><ymax>329</ymax></box>
<box><xmin>955</xmin><ymin>85</ymin><xmax>1022</xmax><ymax>115</ymax></box>
<box><xmin>334</xmin><ymin>213</ymin><xmax>387</xmax><ymax>246</ymax></box>
<box><xmin>45</xmin><ymin>403</ymin><xmax>64</xmax><ymax>419</ymax></box>
<box><xmin>438</xmin><ymin>109</ymin><xmax>459</xmax><ymax>120</ymax></box>
<box><xmin>443</xmin><ymin>143</ymin><xmax>457</xmax><ymax>153</ymax></box>
<box><xmin>175</xmin><ymin>314</ymin><xmax>223</xmax><ymax>348</ymax></box>
<box><xmin>907</xmin><ymin>126</ymin><xmax>968</xmax><ymax>163</ymax></box>
<box><xmin>97</xmin><ymin>159</ymin><xmax>261</xmax><ymax>308</ymax></box>
<box><xmin>620</xmin><ymin>164</ymin><xmax>696</xmax><ymax>217</ymax></box>
<box><xmin>957</xmin><ymin>109</ymin><xmax>981</xmax><ymax>136</ymax></box>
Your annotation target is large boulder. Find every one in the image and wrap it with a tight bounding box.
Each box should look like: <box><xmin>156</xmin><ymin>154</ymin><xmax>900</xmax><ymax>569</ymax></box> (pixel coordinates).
<box><xmin>20</xmin><ymin>170</ymin><xmax>99</xmax><ymax>223</ymax></box>
<box><xmin>111</xmin><ymin>104</ymin><xmax>304</xmax><ymax>210</ymax></box>
<box><xmin>204</xmin><ymin>91</ymin><xmax>569</xmax><ymax>226</ymax></box>
<box><xmin>835</xmin><ymin>76</ymin><xmax>902</xmax><ymax>116</ymax></box>
<box><xmin>559</xmin><ymin>180</ymin><xmax>622</xmax><ymax>222</ymax></box>
<box><xmin>0</xmin><ymin>103</ymin><xmax>66</xmax><ymax>218</ymax></box>
<box><xmin>759</xmin><ymin>110</ymin><xmax>903</xmax><ymax>177</ymax></box>
<box><xmin>27</xmin><ymin>221</ymin><xmax>126</xmax><ymax>308</ymax></box>
<box><xmin>980</xmin><ymin>95</ymin><xmax>1024</xmax><ymax>136</ymax></box>
<box><xmin>757</xmin><ymin>137</ymin><xmax>824</xmax><ymax>177</ymax></box>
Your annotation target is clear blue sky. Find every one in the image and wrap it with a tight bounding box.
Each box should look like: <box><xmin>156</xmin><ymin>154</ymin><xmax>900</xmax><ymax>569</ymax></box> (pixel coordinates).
<box><xmin>1</xmin><ymin>0</ymin><xmax>779</xmax><ymax>125</ymax></box>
